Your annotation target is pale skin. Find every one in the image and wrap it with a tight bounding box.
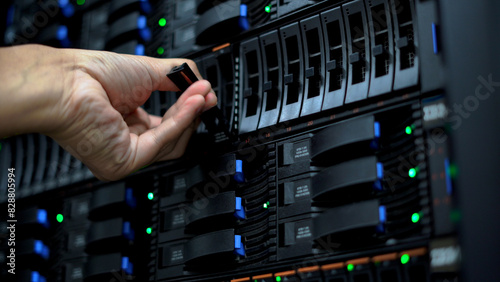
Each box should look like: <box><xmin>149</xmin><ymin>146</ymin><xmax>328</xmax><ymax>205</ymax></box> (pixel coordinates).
<box><xmin>0</xmin><ymin>44</ymin><xmax>217</xmax><ymax>181</ymax></box>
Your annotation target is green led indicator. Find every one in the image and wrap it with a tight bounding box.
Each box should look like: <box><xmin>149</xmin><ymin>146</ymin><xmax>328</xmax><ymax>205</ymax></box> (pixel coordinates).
<box><xmin>275</xmin><ymin>276</ymin><xmax>281</xmax><ymax>282</ymax></box>
<box><xmin>157</xmin><ymin>47</ymin><xmax>165</xmax><ymax>55</ymax></box>
<box><xmin>408</xmin><ymin>168</ymin><xmax>417</xmax><ymax>178</ymax></box>
<box><xmin>146</xmin><ymin>227</ymin><xmax>152</xmax><ymax>234</ymax></box>
<box><xmin>147</xmin><ymin>192</ymin><xmax>154</xmax><ymax>200</ymax></box>
<box><xmin>401</xmin><ymin>254</ymin><xmax>410</xmax><ymax>264</ymax></box>
<box><xmin>263</xmin><ymin>201</ymin><xmax>270</xmax><ymax>209</ymax></box>
<box><xmin>411</xmin><ymin>212</ymin><xmax>420</xmax><ymax>223</ymax></box>
<box><xmin>405</xmin><ymin>125</ymin><xmax>413</xmax><ymax>135</ymax></box>
<box><xmin>347</xmin><ymin>264</ymin><xmax>354</xmax><ymax>271</ymax></box>
<box><xmin>76</xmin><ymin>0</ymin><xmax>85</xmax><ymax>5</ymax></box>
<box><xmin>265</xmin><ymin>5</ymin><xmax>271</xmax><ymax>13</ymax></box>
<box><xmin>158</xmin><ymin>18</ymin><xmax>167</xmax><ymax>27</ymax></box>
<box><xmin>449</xmin><ymin>163</ymin><xmax>458</xmax><ymax>179</ymax></box>
<box><xmin>450</xmin><ymin>209</ymin><xmax>461</xmax><ymax>223</ymax></box>
<box><xmin>56</xmin><ymin>214</ymin><xmax>64</xmax><ymax>223</ymax></box>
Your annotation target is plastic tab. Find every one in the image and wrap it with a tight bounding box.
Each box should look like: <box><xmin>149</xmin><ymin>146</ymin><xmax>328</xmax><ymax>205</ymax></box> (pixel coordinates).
<box><xmin>376</xmin><ymin>205</ymin><xmax>386</xmax><ymax>233</ymax></box>
<box><xmin>31</xmin><ymin>271</ymin><xmax>47</xmax><ymax>282</ymax></box>
<box><xmin>135</xmin><ymin>44</ymin><xmax>145</xmax><ymax>55</ymax></box>
<box><xmin>234</xmin><ymin>197</ymin><xmax>245</xmax><ymax>220</ymax></box>
<box><xmin>125</xmin><ymin>187</ymin><xmax>137</xmax><ymax>209</ymax></box>
<box><xmin>122</xmin><ymin>221</ymin><xmax>135</xmax><ymax>241</ymax></box>
<box><xmin>234</xmin><ymin>160</ymin><xmax>245</xmax><ymax>183</ymax></box>
<box><xmin>121</xmin><ymin>256</ymin><xmax>134</xmax><ymax>275</ymax></box>
<box><xmin>239</xmin><ymin>5</ymin><xmax>249</xmax><ymax>30</ymax></box>
<box><xmin>34</xmin><ymin>240</ymin><xmax>50</xmax><ymax>260</ymax></box>
<box><xmin>234</xmin><ymin>235</ymin><xmax>245</xmax><ymax>256</ymax></box>
<box><xmin>373</xmin><ymin>162</ymin><xmax>384</xmax><ymax>191</ymax></box>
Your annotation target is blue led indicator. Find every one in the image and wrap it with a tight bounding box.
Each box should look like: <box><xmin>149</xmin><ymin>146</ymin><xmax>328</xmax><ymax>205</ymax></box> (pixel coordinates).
<box><xmin>445</xmin><ymin>158</ymin><xmax>453</xmax><ymax>195</ymax></box>
<box><xmin>62</xmin><ymin>4</ymin><xmax>75</xmax><ymax>18</ymax></box>
<box><xmin>377</xmin><ymin>162</ymin><xmax>384</xmax><ymax>179</ymax></box>
<box><xmin>34</xmin><ymin>240</ymin><xmax>50</xmax><ymax>260</ymax></box>
<box><xmin>7</xmin><ymin>5</ymin><xmax>15</xmax><ymax>26</ymax></box>
<box><xmin>432</xmin><ymin>23</ymin><xmax>439</xmax><ymax>54</ymax></box>
<box><xmin>42</xmin><ymin>245</ymin><xmax>50</xmax><ymax>260</ymax></box>
<box><xmin>137</xmin><ymin>16</ymin><xmax>147</xmax><ymax>29</ymax></box>
<box><xmin>34</xmin><ymin>240</ymin><xmax>43</xmax><ymax>254</ymax></box>
<box><xmin>121</xmin><ymin>256</ymin><xmax>134</xmax><ymax>275</ymax></box>
<box><xmin>137</xmin><ymin>16</ymin><xmax>152</xmax><ymax>41</ymax></box>
<box><xmin>238</xmin><ymin>5</ymin><xmax>250</xmax><ymax>31</ymax></box>
<box><xmin>57</xmin><ymin>26</ymin><xmax>71</xmax><ymax>47</ymax></box>
<box><xmin>373</xmin><ymin>162</ymin><xmax>384</xmax><ymax>191</ymax></box>
<box><xmin>140</xmin><ymin>0</ymin><xmax>152</xmax><ymax>14</ymax></box>
<box><xmin>37</xmin><ymin>209</ymin><xmax>49</xmax><ymax>228</ymax></box>
<box><xmin>139</xmin><ymin>28</ymin><xmax>152</xmax><ymax>41</ymax></box>
<box><xmin>234</xmin><ymin>197</ymin><xmax>245</xmax><ymax>220</ymax></box>
<box><xmin>379</xmin><ymin>206</ymin><xmax>387</xmax><ymax>223</ymax></box>
<box><xmin>240</xmin><ymin>4</ymin><xmax>248</xmax><ymax>17</ymax></box>
<box><xmin>376</xmin><ymin>206</ymin><xmax>386</xmax><ymax>233</ymax></box>
<box><xmin>374</xmin><ymin>121</ymin><xmax>381</xmax><ymax>138</ymax></box>
<box><xmin>56</xmin><ymin>26</ymin><xmax>68</xmax><ymax>40</ymax></box>
<box><xmin>31</xmin><ymin>271</ymin><xmax>39</xmax><ymax>282</ymax></box>
<box><xmin>126</xmin><ymin>188</ymin><xmax>137</xmax><ymax>209</ymax></box>
<box><xmin>135</xmin><ymin>44</ymin><xmax>145</xmax><ymax>56</ymax></box>
<box><xmin>31</xmin><ymin>271</ymin><xmax>47</xmax><ymax>282</ymax></box>
<box><xmin>370</xmin><ymin>122</ymin><xmax>381</xmax><ymax>150</ymax></box>
<box><xmin>234</xmin><ymin>160</ymin><xmax>245</xmax><ymax>183</ymax></box>
<box><xmin>234</xmin><ymin>235</ymin><xmax>245</xmax><ymax>256</ymax></box>
<box><xmin>123</xmin><ymin>221</ymin><xmax>135</xmax><ymax>241</ymax></box>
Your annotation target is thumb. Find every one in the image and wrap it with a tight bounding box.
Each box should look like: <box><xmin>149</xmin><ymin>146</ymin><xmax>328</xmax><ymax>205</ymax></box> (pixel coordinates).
<box><xmin>131</xmin><ymin>93</ymin><xmax>206</xmax><ymax>169</ymax></box>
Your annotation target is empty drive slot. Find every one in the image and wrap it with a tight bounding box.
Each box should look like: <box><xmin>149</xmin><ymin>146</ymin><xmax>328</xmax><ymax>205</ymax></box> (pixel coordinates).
<box><xmin>397</xmin><ymin>0</ymin><xmax>416</xmax><ymax>70</ymax></box>
<box><xmin>306</xmin><ymin>28</ymin><xmax>322</xmax><ymax>98</ymax></box>
<box><xmin>400</xmin><ymin>25</ymin><xmax>416</xmax><ymax>70</ymax></box>
<box><xmin>265</xmin><ymin>43</ymin><xmax>279</xmax><ymax>68</ymax></box>
<box><xmin>285</xmin><ymin>35</ymin><xmax>300</xmax><ymax>104</ymax></box>
<box><xmin>206</xmin><ymin>65</ymin><xmax>219</xmax><ymax>92</ymax></box>
<box><xmin>349</xmin><ymin>12</ymin><xmax>367</xmax><ymax>84</ymax></box>
<box><xmin>352</xmin><ymin>44</ymin><xmax>366</xmax><ymax>84</ymax></box>
<box><xmin>264</xmin><ymin>43</ymin><xmax>280</xmax><ymax>111</ymax></box>
<box><xmin>285</xmin><ymin>35</ymin><xmax>300</xmax><ymax>62</ymax></box>
<box><xmin>349</xmin><ymin>12</ymin><xmax>364</xmax><ymax>41</ymax></box>
<box><xmin>266</xmin><ymin>69</ymin><xmax>280</xmax><ymax>111</ymax></box>
<box><xmin>372</xmin><ymin>4</ymin><xmax>390</xmax><ymax>78</ymax></box>
<box><xmin>246</xmin><ymin>75</ymin><xmax>259</xmax><ymax>117</ymax></box>
<box><xmin>244</xmin><ymin>50</ymin><xmax>260</xmax><ymax>117</ymax></box>
<box><xmin>326</xmin><ymin>20</ymin><xmax>343</xmax><ymax>92</ymax></box>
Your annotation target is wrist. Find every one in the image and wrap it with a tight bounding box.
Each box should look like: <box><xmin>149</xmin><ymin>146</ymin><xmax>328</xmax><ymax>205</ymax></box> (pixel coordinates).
<box><xmin>0</xmin><ymin>44</ymin><xmax>75</xmax><ymax>137</ymax></box>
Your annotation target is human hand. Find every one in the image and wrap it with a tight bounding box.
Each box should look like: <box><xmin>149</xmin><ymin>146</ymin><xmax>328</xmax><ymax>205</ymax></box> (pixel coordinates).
<box><xmin>0</xmin><ymin>45</ymin><xmax>217</xmax><ymax>181</ymax></box>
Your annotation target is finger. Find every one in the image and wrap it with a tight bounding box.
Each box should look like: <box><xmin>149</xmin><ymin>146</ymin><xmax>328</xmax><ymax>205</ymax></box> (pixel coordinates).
<box><xmin>162</xmin><ymin>80</ymin><xmax>213</xmax><ymax>121</ymax></box>
<box><xmin>124</xmin><ymin>107</ymin><xmax>151</xmax><ymax>135</ymax></box>
<box><xmin>132</xmin><ymin>94</ymin><xmax>205</xmax><ymax>168</ymax></box>
<box><xmin>149</xmin><ymin>114</ymin><xmax>162</xmax><ymax>128</ymax></box>
<box><xmin>156</xmin><ymin>118</ymin><xmax>198</xmax><ymax>161</ymax></box>
<box><xmin>127</xmin><ymin>56</ymin><xmax>206</xmax><ymax>92</ymax></box>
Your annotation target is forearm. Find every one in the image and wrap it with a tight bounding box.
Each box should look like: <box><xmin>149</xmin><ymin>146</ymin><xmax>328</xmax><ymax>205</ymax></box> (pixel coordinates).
<box><xmin>0</xmin><ymin>44</ymin><xmax>73</xmax><ymax>138</ymax></box>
